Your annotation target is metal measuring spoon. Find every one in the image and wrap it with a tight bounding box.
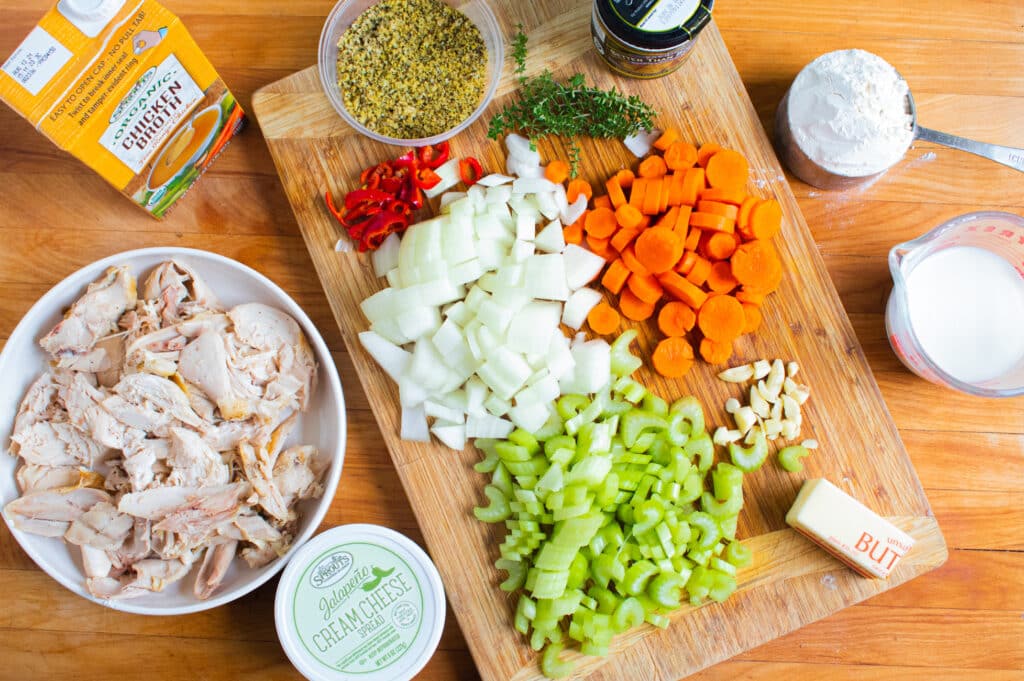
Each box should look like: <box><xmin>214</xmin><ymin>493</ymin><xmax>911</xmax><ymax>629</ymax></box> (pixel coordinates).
<box><xmin>905</xmin><ymin>89</ymin><xmax>1024</xmax><ymax>174</ymax></box>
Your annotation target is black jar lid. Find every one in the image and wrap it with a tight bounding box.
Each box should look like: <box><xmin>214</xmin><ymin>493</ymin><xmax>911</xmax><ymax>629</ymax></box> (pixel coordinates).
<box><xmin>596</xmin><ymin>0</ymin><xmax>714</xmax><ymax>51</ymax></box>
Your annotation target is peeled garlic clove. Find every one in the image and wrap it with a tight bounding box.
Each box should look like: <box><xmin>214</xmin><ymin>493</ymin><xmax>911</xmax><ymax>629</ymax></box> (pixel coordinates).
<box><xmin>780</xmin><ymin>419</ymin><xmax>800</xmax><ymax>440</ymax></box>
<box><xmin>713</xmin><ymin>426</ymin><xmax>743</xmax><ymax>446</ymax></box>
<box><xmin>752</xmin><ymin>359</ymin><xmax>771</xmax><ymax>380</ymax></box>
<box><xmin>725</xmin><ymin>397</ymin><xmax>741</xmax><ymax>414</ymax></box>
<box><xmin>782</xmin><ymin>394</ymin><xmax>801</xmax><ymax>422</ymax></box>
<box><xmin>786</xmin><ymin>361</ymin><xmax>800</xmax><ymax>378</ymax></box>
<box><xmin>801</xmin><ymin>438</ymin><xmax>819</xmax><ymax>450</ymax></box>
<box><xmin>718</xmin><ymin>365</ymin><xmax>754</xmax><ymax>383</ymax></box>
<box><xmin>750</xmin><ymin>386</ymin><xmax>770</xmax><ymax>418</ymax></box>
<box><xmin>733</xmin><ymin>406</ymin><xmax>758</xmax><ymax>434</ymax></box>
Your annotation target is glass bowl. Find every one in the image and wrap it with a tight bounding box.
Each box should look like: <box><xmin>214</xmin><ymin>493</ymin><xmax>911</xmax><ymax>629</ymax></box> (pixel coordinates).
<box><xmin>317</xmin><ymin>0</ymin><xmax>504</xmax><ymax>146</ymax></box>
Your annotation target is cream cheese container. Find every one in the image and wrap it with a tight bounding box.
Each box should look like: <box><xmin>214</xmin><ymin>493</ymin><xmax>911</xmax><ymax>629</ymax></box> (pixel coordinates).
<box><xmin>275</xmin><ymin>524</ymin><xmax>446</xmax><ymax>681</ymax></box>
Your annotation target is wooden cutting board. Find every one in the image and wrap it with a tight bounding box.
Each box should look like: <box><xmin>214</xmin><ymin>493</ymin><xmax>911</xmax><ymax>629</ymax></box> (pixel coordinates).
<box><xmin>252</xmin><ymin>3</ymin><xmax>947</xmax><ymax>679</ymax></box>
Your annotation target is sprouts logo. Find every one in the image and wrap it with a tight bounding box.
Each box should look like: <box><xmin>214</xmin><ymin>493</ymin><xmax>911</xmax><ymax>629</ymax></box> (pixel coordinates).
<box><xmin>109</xmin><ymin>67</ymin><xmax>157</xmax><ymax>124</ymax></box>
<box><xmin>309</xmin><ymin>551</ymin><xmax>354</xmax><ymax>589</ymax></box>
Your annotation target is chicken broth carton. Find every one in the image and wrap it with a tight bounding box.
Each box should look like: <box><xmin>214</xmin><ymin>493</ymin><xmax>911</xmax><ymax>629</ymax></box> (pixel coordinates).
<box><xmin>0</xmin><ymin>0</ymin><xmax>245</xmax><ymax>218</ymax></box>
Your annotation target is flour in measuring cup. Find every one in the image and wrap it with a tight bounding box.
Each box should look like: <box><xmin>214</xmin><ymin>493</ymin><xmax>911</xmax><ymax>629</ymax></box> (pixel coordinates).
<box><xmin>788</xmin><ymin>49</ymin><xmax>914</xmax><ymax>177</ymax></box>
<box><xmin>906</xmin><ymin>246</ymin><xmax>1024</xmax><ymax>384</ymax></box>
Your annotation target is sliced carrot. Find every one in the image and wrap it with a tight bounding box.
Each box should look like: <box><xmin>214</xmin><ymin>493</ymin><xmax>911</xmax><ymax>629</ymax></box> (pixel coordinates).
<box><xmin>634</xmin><ymin>226</ymin><xmax>683</xmax><ymax>274</ymax></box>
<box><xmin>616</xmin><ymin>168</ymin><xmax>635</xmax><ymax>189</ymax></box>
<box><xmin>658</xmin><ymin>301</ymin><xmax>696</xmax><ymax>336</ymax></box>
<box><xmin>681</xmin><ymin>168</ymin><xmax>705</xmax><ymax>207</ymax></box>
<box><xmin>544</xmin><ymin>159</ymin><xmax>570</xmax><ymax>184</ymax></box>
<box><xmin>586</xmin><ymin>206</ymin><xmax>619</xmax><ymax>238</ymax></box>
<box><xmin>666</xmin><ymin>171</ymin><xmax>686</xmax><ymax>207</ymax></box>
<box><xmin>655</xmin><ymin>205</ymin><xmax>680</xmax><ymax>229</ymax></box>
<box><xmin>697</xmin><ymin>142</ymin><xmax>723</xmax><ymax>167</ymax></box>
<box><xmin>627</xmin><ymin>271</ymin><xmax>664</xmax><ymax>304</ymax></box>
<box><xmin>699</xmin><ymin>186</ymin><xmax>746</xmax><ymax>206</ymax></box>
<box><xmin>593</xmin><ymin>194</ymin><xmax>613</xmax><ymax>210</ymax></box>
<box><xmin>731</xmin><ymin>240</ymin><xmax>782</xmax><ymax>292</ymax></box>
<box><xmin>629</xmin><ymin>177</ymin><xmax>648</xmax><ymax>208</ymax></box>
<box><xmin>606</xmin><ymin>176</ymin><xmax>628</xmax><ymax>209</ymax></box>
<box><xmin>619</xmin><ymin>288</ymin><xmax>656</xmax><ymax>321</ymax></box>
<box><xmin>736</xmin><ymin>195</ymin><xmax>758</xmax><ymax>240</ymax></box>
<box><xmin>658</xmin><ymin>176</ymin><xmax>670</xmax><ymax>213</ymax></box>
<box><xmin>689</xmin><ymin>211</ymin><xmax>734</xmax><ymax>234</ymax></box>
<box><xmin>653</xmin><ymin>126</ymin><xmax>681</xmax><ymax>151</ymax></box>
<box><xmin>685</xmin><ymin>255</ymin><xmax>712</xmax><ymax>287</ymax></box>
<box><xmin>749</xmin><ymin>198</ymin><xmax>783</xmax><ymax>240</ymax></box>
<box><xmin>567</xmin><ymin>179</ymin><xmax>593</xmax><ymax>205</ymax></box>
<box><xmin>684</xmin><ymin>226</ymin><xmax>702</xmax><ymax>252</ymax></box>
<box><xmin>675</xmin><ymin>250</ymin><xmax>698</xmax><ymax>275</ymax></box>
<box><xmin>741</xmin><ymin>302</ymin><xmax>762</xmax><ymax>333</ymax></box>
<box><xmin>601</xmin><ymin>258</ymin><xmax>631</xmax><ymax>294</ymax></box>
<box><xmin>704</xmin><ymin>231</ymin><xmax>738</xmax><ymax>260</ymax></box>
<box><xmin>563</xmin><ymin>219</ymin><xmax>584</xmax><ymax>245</ymax></box>
<box><xmin>638</xmin><ymin>154</ymin><xmax>668</xmax><ymax>179</ymax></box>
<box><xmin>642</xmin><ymin>178</ymin><xmax>663</xmax><ymax>215</ymax></box>
<box><xmin>610</xmin><ymin>226</ymin><xmax>640</xmax><ymax>253</ymax></box>
<box><xmin>699</xmin><ymin>337</ymin><xmax>733</xmax><ymax>364</ymax></box>
<box><xmin>637</xmin><ymin>215</ymin><xmax>651</xmax><ymax>229</ymax></box>
<box><xmin>587</xmin><ymin>235</ymin><xmax>614</xmax><ymax>260</ymax></box>
<box><xmin>664</xmin><ymin>141</ymin><xmax>698</xmax><ymax>171</ymax></box>
<box><xmin>706</xmin><ymin>260</ymin><xmax>738</xmax><ymax>293</ymax></box>
<box><xmin>698</xmin><ymin>294</ymin><xmax>746</xmax><ymax>341</ymax></box>
<box><xmin>587</xmin><ymin>301</ymin><xmax>621</xmax><ymax>335</ymax></box>
<box><xmin>705</xmin><ymin>149</ymin><xmax>749</xmax><ymax>191</ymax></box>
<box><xmin>614</xmin><ymin>203</ymin><xmax>643</xmax><ymax>230</ymax></box>
<box><xmin>656</xmin><ymin>271</ymin><xmax>708</xmax><ymax>309</ymax></box>
<box><xmin>697</xmin><ymin>200</ymin><xmax>739</xmax><ymax>221</ymax></box>
<box><xmin>652</xmin><ymin>336</ymin><xmax>695</xmax><ymax>379</ymax></box>
<box><xmin>620</xmin><ymin>245</ymin><xmax>650</xmax><ymax>276</ymax></box>
<box><xmin>673</xmin><ymin>205</ymin><xmax>692</xmax><ymax>239</ymax></box>
<box><xmin>735</xmin><ymin>287</ymin><xmax>766</xmax><ymax>306</ymax></box>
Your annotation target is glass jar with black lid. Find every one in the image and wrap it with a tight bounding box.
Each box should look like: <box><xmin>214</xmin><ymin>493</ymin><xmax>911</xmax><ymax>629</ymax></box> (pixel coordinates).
<box><xmin>591</xmin><ymin>0</ymin><xmax>714</xmax><ymax>79</ymax></box>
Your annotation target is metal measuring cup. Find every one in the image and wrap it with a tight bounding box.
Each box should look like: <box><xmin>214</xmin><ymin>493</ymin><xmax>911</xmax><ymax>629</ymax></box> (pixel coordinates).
<box><xmin>775</xmin><ymin>69</ymin><xmax>1024</xmax><ymax>190</ymax></box>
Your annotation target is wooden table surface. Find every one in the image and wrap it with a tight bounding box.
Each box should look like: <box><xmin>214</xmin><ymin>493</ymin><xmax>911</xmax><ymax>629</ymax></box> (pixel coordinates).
<box><xmin>1</xmin><ymin>0</ymin><xmax>1022</xmax><ymax>679</ymax></box>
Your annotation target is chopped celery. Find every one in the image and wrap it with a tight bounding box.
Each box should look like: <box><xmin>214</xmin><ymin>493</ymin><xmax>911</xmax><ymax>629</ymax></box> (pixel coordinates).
<box><xmin>469</xmin><ymin>332</ymin><xmax>752</xmax><ymax>678</ymax></box>
<box><xmin>724</xmin><ymin>540</ymin><xmax>752</xmax><ymax>568</ymax></box>
<box><xmin>728</xmin><ymin>429</ymin><xmax>768</xmax><ymax>472</ymax></box>
<box><xmin>609</xmin><ymin>329</ymin><xmax>643</xmax><ymax>376</ymax></box>
<box><xmin>474</xmin><ymin>485</ymin><xmax>511</xmax><ymax>522</ymax></box>
<box><xmin>778</xmin><ymin>444</ymin><xmax>811</xmax><ymax>473</ymax></box>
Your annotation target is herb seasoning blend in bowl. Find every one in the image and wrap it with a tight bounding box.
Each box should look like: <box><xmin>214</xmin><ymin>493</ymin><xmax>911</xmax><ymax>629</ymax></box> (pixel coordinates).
<box><xmin>275</xmin><ymin>524</ymin><xmax>446</xmax><ymax>681</ymax></box>
<box><xmin>318</xmin><ymin>0</ymin><xmax>502</xmax><ymax>145</ymax></box>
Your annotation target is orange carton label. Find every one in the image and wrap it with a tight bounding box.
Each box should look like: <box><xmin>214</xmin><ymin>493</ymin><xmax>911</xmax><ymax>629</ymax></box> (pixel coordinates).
<box><xmin>0</xmin><ymin>0</ymin><xmax>245</xmax><ymax>218</ymax></box>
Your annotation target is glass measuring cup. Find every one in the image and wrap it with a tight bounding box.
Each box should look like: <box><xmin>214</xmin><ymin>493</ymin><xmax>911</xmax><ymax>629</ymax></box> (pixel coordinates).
<box><xmin>885</xmin><ymin>211</ymin><xmax>1024</xmax><ymax>397</ymax></box>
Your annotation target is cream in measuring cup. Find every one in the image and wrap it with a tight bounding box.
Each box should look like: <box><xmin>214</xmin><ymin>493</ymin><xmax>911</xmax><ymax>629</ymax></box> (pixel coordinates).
<box><xmin>886</xmin><ymin>211</ymin><xmax>1024</xmax><ymax>397</ymax></box>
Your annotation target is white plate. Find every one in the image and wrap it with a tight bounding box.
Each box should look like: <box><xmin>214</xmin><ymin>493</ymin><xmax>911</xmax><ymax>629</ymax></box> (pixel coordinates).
<box><xmin>0</xmin><ymin>247</ymin><xmax>346</xmax><ymax>615</ymax></box>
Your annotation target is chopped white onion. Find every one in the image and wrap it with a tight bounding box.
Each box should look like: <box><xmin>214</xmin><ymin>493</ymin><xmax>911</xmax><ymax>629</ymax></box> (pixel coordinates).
<box><xmin>561</xmin><ymin>288</ymin><xmax>603</xmax><ymax>330</ymax></box>
<box><xmin>477</xmin><ymin>173</ymin><xmax>515</xmax><ymax>187</ymax></box>
<box><xmin>534</xmin><ymin>220</ymin><xmax>565</xmax><ymax>254</ymax></box>
<box><xmin>505</xmin><ymin>133</ymin><xmax>541</xmax><ymax>165</ymax></box>
<box><xmin>562</xmin><ymin>244</ymin><xmax>607</xmax><ymax>290</ymax></box>
<box><xmin>560</xmin><ymin>194</ymin><xmax>589</xmax><ymax>227</ymax></box>
<box><xmin>524</xmin><ymin>254</ymin><xmax>569</xmax><ymax>301</ymax></box>
<box><xmin>512</xmin><ymin>177</ymin><xmax>559</xmax><ymax>195</ymax></box>
<box><xmin>401</xmin><ymin>405</ymin><xmax>430</xmax><ymax>441</ymax></box>
<box><xmin>438</xmin><ymin>191</ymin><xmax>467</xmax><ymax>211</ymax></box>
<box><xmin>371</xmin><ymin>232</ymin><xmax>401</xmax><ymax>277</ymax></box>
<box><xmin>430</xmin><ymin>423</ymin><xmax>467</xmax><ymax>450</ymax></box>
<box><xmin>424</xmin><ymin>158</ymin><xmax>461</xmax><ymax>198</ymax></box>
<box><xmin>466</xmin><ymin>413</ymin><xmax>514</xmax><ymax>439</ymax></box>
<box><xmin>623</xmin><ymin>128</ymin><xmax>662</xmax><ymax>158</ymax></box>
<box><xmin>508</xmin><ymin>401</ymin><xmax>551</xmax><ymax>433</ymax></box>
<box><xmin>358</xmin><ymin>331</ymin><xmax>411</xmax><ymax>382</ymax></box>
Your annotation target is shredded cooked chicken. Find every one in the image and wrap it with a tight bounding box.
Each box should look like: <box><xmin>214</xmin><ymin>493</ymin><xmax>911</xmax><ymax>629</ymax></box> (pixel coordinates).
<box><xmin>2</xmin><ymin>260</ymin><xmax>326</xmax><ymax>601</ymax></box>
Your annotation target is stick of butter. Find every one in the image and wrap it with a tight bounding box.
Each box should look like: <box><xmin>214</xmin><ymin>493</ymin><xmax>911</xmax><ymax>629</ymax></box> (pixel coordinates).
<box><xmin>786</xmin><ymin>478</ymin><xmax>915</xmax><ymax>579</ymax></box>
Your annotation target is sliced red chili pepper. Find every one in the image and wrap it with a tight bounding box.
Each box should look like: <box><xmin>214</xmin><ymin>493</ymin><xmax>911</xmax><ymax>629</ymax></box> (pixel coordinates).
<box><xmin>397</xmin><ymin>178</ymin><xmax>424</xmax><ymax>210</ymax></box>
<box><xmin>417</xmin><ymin>141</ymin><xmax>450</xmax><ymax>169</ymax></box>
<box><xmin>384</xmin><ymin>198</ymin><xmax>411</xmax><ymax>217</ymax></box>
<box><xmin>325</xmin><ymin>191</ymin><xmax>345</xmax><ymax>224</ymax></box>
<box><xmin>413</xmin><ymin>166</ymin><xmax>442</xmax><ymax>190</ymax></box>
<box><xmin>393</xmin><ymin>150</ymin><xmax>418</xmax><ymax>168</ymax></box>
<box><xmin>343</xmin><ymin>188</ymin><xmax>391</xmax><ymax>210</ymax></box>
<box><xmin>357</xmin><ymin>210</ymin><xmax>408</xmax><ymax>252</ymax></box>
<box><xmin>459</xmin><ymin>156</ymin><xmax>483</xmax><ymax>186</ymax></box>
<box><xmin>379</xmin><ymin>176</ymin><xmax>405</xmax><ymax>194</ymax></box>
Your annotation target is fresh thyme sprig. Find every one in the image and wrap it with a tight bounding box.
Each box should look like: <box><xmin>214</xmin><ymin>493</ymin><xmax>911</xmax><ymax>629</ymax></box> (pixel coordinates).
<box><xmin>488</xmin><ymin>25</ymin><xmax>659</xmax><ymax>177</ymax></box>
